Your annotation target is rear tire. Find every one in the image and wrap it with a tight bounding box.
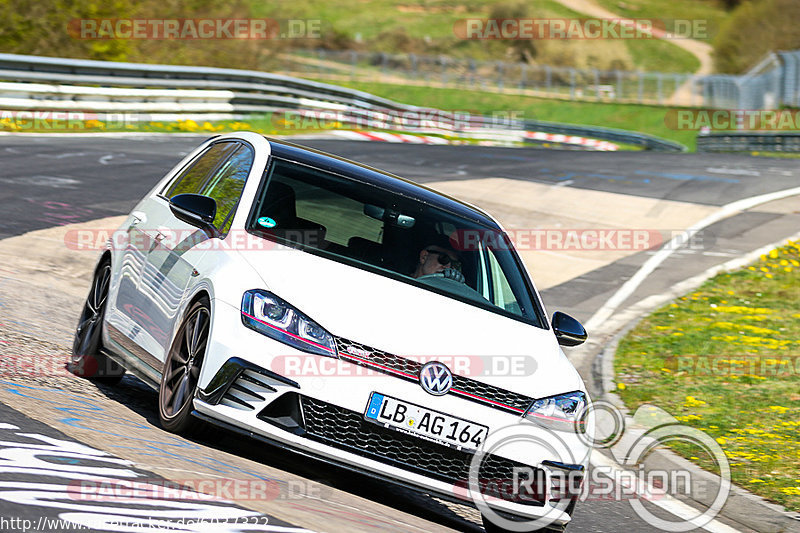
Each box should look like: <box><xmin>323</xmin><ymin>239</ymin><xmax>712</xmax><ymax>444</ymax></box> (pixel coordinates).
<box><xmin>68</xmin><ymin>258</ymin><xmax>125</xmax><ymax>385</ymax></box>
<box><xmin>158</xmin><ymin>297</ymin><xmax>210</xmax><ymax>434</ymax></box>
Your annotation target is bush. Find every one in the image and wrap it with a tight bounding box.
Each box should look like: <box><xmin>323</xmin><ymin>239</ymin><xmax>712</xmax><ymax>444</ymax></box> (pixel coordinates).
<box><xmin>714</xmin><ymin>0</ymin><xmax>800</xmax><ymax>73</ymax></box>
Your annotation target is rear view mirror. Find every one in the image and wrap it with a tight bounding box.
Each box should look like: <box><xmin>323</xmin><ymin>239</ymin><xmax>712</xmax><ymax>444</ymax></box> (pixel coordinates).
<box><xmin>169</xmin><ymin>193</ymin><xmax>216</xmax><ymax>230</ymax></box>
<box><xmin>552</xmin><ymin>311</ymin><xmax>587</xmax><ymax>347</ymax></box>
<box><xmin>364</xmin><ymin>204</ymin><xmax>385</xmax><ymax>220</ymax></box>
<box><xmin>363</xmin><ymin>204</ymin><xmax>415</xmax><ymax>228</ymax></box>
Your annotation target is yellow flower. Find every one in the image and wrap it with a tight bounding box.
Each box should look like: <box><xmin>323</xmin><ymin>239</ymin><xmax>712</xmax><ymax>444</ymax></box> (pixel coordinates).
<box><xmin>617</xmin><ymin>383</ymin><xmax>626</xmax><ymax>390</ymax></box>
<box><xmin>749</xmin><ymin>479</ymin><xmax>765</xmax><ymax>483</ymax></box>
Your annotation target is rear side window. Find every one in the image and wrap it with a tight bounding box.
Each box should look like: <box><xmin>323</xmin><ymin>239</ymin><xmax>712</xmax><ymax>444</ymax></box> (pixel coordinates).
<box><xmin>200</xmin><ymin>144</ymin><xmax>254</xmax><ymax>232</ymax></box>
<box><xmin>164</xmin><ymin>142</ymin><xmax>238</xmax><ymax>197</ymax></box>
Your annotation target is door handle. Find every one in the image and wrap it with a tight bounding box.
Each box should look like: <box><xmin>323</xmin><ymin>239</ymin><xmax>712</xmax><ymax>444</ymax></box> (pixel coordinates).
<box><xmin>130</xmin><ymin>211</ymin><xmax>146</xmax><ymax>227</ymax></box>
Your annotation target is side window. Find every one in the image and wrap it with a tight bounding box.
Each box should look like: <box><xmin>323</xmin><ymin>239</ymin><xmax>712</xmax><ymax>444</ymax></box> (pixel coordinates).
<box><xmin>486</xmin><ymin>249</ymin><xmax>522</xmax><ymax>314</ymax></box>
<box><xmin>164</xmin><ymin>142</ymin><xmax>238</xmax><ymax>198</ymax></box>
<box><xmin>200</xmin><ymin>144</ymin><xmax>254</xmax><ymax>232</ymax></box>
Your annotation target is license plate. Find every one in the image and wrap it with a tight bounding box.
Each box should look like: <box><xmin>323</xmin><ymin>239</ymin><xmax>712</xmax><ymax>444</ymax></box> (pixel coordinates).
<box><xmin>364</xmin><ymin>392</ymin><xmax>488</xmax><ymax>451</ymax></box>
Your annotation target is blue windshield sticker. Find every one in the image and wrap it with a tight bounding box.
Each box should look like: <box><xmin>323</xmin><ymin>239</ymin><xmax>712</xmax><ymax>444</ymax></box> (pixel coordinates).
<box><xmin>257</xmin><ymin>216</ymin><xmax>276</xmax><ymax>228</ymax></box>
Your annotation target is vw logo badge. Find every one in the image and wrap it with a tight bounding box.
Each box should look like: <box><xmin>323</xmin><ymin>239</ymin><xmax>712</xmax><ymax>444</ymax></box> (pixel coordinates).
<box><xmin>419</xmin><ymin>362</ymin><xmax>453</xmax><ymax>396</ymax></box>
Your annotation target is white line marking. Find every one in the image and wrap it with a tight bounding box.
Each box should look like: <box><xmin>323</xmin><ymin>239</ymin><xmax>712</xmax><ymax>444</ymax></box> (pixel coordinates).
<box><xmin>590</xmin><ymin>452</ymin><xmax>742</xmax><ymax>533</ymax></box>
<box><xmin>586</xmin><ymin>185</ymin><xmax>800</xmax><ymax>331</ymax></box>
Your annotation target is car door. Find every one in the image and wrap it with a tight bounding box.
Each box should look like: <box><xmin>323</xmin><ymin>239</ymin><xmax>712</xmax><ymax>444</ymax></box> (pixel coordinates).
<box><xmin>139</xmin><ymin>141</ymin><xmax>255</xmax><ymax>365</ymax></box>
<box><xmin>108</xmin><ymin>141</ymin><xmax>240</xmax><ymax>371</ymax></box>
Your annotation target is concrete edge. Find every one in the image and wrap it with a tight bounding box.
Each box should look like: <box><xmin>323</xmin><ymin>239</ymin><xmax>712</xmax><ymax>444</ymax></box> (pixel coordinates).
<box><xmin>594</xmin><ymin>231</ymin><xmax>800</xmax><ymax>532</ymax></box>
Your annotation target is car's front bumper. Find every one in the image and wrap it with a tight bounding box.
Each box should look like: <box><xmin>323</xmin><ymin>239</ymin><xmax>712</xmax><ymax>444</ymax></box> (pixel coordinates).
<box><xmin>193</xmin><ymin>356</ymin><xmax>584</xmax><ymax>526</ymax></box>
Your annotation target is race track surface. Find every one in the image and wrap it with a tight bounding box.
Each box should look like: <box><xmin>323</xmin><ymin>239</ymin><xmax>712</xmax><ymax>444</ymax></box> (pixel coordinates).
<box><xmin>1</xmin><ymin>134</ymin><xmax>798</xmax><ymax>533</ymax></box>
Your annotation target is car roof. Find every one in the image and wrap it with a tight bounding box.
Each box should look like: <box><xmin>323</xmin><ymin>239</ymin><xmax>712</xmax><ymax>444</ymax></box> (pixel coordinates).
<box><xmin>265</xmin><ymin>137</ymin><xmax>500</xmax><ymax>229</ymax></box>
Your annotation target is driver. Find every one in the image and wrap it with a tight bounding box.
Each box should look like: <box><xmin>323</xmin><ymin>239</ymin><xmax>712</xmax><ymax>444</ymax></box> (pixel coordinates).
<box><xmin>413</xmin><ymin>243</ymin><xmax>465</xmax><ymax>282</ymax></box>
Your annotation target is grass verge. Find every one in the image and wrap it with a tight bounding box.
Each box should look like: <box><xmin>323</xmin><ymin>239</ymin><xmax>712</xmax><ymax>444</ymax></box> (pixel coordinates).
<box><xmin>316</xmin><ymin>80</ymin><xmax>697</xmax><ymax>150</ymax></box>
<box><xmin>615</xmin><ymin>240</ymin><xmax>800</xmax><ymax>511</ymax></box>
<box><xmin>592</xmin><ymin>0</ymin><xmax>729</xmax><ymax>43</ymax></box>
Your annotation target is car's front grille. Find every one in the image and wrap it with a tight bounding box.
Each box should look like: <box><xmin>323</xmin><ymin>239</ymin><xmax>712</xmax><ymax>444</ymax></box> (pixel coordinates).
<box><xmin>300</xmin><ymin>396</ymin><xmax>545</xmax><ymax>505</ymax></box>
<box><xmin>334</xmin><ymin>336</ymin><xmax>534</xmax><ymax>414</ymax></box>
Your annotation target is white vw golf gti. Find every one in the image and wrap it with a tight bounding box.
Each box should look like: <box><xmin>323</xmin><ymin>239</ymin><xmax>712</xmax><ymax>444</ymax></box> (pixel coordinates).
<box><xmin>71</xmin><ymin>132</ymin><xmax>592</xmax><ymax>532</ymax></box>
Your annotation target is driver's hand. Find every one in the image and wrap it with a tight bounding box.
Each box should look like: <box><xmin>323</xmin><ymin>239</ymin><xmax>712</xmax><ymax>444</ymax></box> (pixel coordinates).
<box><xmin>441</xmin><ymin>268</ymin><xmax>466</xmax><ymax>283</ymax></box>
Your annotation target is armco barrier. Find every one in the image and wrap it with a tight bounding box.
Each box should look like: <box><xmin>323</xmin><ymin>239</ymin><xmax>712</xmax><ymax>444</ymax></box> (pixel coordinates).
<box><xmin>0</xmin><ymin>53</ymin><xmax>685</xmax><ymax>151</ymax></box>
<box><xmin>697</xmin><ymin>132</ymin><xmax>800</xmax><ymax>153</ymax></box>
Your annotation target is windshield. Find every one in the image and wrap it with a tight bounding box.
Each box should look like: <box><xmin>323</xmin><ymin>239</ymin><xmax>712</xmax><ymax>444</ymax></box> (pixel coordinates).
<box><xmin>247</xmin><ymin>157</ymin><xmax>546</xmax><ymax>327</ymax></box>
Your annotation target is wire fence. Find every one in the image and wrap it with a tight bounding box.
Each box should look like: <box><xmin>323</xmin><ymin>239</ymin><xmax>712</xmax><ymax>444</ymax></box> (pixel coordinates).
<box><xmin>279</xmin><ymin>49</ymin><xmax>800</xmax><ymax>110</ymax></box>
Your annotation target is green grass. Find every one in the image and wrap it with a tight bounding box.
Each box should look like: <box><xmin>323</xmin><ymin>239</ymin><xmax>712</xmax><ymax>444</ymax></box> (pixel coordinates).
<box><xmin>626</xmin><ymin>37</ymin><xmax>700</xmax><ymax>73</ymax></box>
<box><xmin>253</xmin><ymin>0</ymin><xmax>703</xmax><ymax>72</ymax></box>
<box><xmin>593</xmin><ymin>0</ymin><xmax>729</xmax><ymax>43</ymax></box>
<box><xmin>615</xmin><ymin>241</ymin><xmax>800</xmax><ymax>511</ymax></box>
<box><xmin>312</xmin><ymin>80</ymin><xmax>696</xmax><ymax>150</ymax></box>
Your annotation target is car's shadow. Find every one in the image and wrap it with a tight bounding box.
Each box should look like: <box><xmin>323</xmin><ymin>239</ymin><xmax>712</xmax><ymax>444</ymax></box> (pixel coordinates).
<box><xmin>91</xmin><ymin>373</ymin><xmax>485</xmax><ymax>533</ymax></box>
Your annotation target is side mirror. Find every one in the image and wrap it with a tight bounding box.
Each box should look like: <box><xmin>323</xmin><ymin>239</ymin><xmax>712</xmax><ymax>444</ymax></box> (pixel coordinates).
<box><xmin>169</xmin><ymin>194</ymin><xmax>216</xmax><ymax>230</ymax></box>
<box><xmin>552</xmin><ymin>311</ymin><xmax>587</xmax><ymax>347</ymax></box>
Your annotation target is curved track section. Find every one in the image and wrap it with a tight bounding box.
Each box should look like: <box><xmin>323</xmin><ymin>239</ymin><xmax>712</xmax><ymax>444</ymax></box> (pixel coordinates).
<box><xmin>1</xmin><ymin>135</ymin><xmax>798</xmax><ymax>533</ymax></box>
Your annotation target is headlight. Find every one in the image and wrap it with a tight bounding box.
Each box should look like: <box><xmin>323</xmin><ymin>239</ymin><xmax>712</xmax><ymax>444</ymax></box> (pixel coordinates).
<box><xmin>525</xmin><ymin>391</ymin><xmax>588</xmax><ymax>433</ymax></box>
<box><xmin>241</xmin><ymin>290</ymin><xmax>337</xmax><ymax>358</ymax></box>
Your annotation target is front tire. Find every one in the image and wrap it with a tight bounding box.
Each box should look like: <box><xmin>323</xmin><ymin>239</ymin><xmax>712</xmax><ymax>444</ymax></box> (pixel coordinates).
<box><xmin>68</xmin><ymin>258</ymin><xmax>125</xmax><ymax>384</ymax></box>
<box><xmin>158</xmin><ymin>297</ymin><xmax>210</xmax><ymax>434</ymax></box>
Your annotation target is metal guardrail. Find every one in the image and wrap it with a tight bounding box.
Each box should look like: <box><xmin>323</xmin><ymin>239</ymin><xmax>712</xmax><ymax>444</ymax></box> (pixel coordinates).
<box><xmin>525</xmin><ymin>119</ymin><xmax>685</xmax><ymax>152</ymax></box>
<box><xmin>0</xmin><ymin>53</ymin><xmax>686</xmax><ymax>151</ymax></box>
<box><xmin>697</xmin><ymin>132</ymin><xmax>800</xmax><ymax>153</ymax></box>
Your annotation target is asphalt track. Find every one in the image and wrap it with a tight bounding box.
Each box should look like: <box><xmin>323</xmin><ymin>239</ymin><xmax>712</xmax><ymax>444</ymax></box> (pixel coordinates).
<box><xmin>0</xmin><ymin>134</ymin><xmax>798</xmax><ymax>533</ymax></box>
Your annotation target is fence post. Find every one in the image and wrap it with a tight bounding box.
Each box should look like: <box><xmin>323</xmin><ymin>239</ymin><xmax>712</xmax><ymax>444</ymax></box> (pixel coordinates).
<box><xmin>520</xmin><ymin>63</ymin><xmax>527</xmax><ymax>90</ymax></box>
<box><xmin>594</xmin><ymin>69</ymin><xmax>600</xmax><ymax>100</ymax></box>
<box><xmin>570</xmin><ymin>68</ymin><xmax>576</xmax><ymax>100</ymax></box>
<box><xmin>545</xmin><ymin>65</ymin><xmax>552</xmax><ymax>93</ymax></box>
<box><xmin>638</xmin><ymin>72</ymin><xmax>644</xmax><ymax>103</ymax></box>
<box><xmin>410</xmin><ymin>53</ymin><xmax>417</xmax><ymax>81</ymax></box>
<box><xmin>381</xmin><ymin>53</ymin><xmax>388</xmax><ymax>79</ymax></box>
<box><xmin>469</xmin><ymin>59</ymin><xmax>476</xmax><ymax>88</ymax></box>
<box><xmin>441</xmin><ymin>56</ymin><xmax>448</xmax><ymax>86</ymax></box>
<box><xmin>657</xmin><ymin>72</ymin><xmax>663</xmax><ymax>104</ymax></box>
<box><xmin>497</xmin><ymin>61</ymin><xmax>504</xmax><ymax>90</ymax></box>
<box><xmin>616</xmin><ymin>70</ymin><xmax>622</xmax><ymax>101</ymax></box>
<box><xmin>350</xmin><ymin>51</ymin><xmax>357</xmax><ymax>81</ymax></box>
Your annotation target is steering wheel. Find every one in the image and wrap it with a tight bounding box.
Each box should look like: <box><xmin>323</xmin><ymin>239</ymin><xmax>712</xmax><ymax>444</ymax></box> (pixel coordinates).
<box><xmin>417</xmin><ymin>268</ymin><xmax>466</xmax><ymax>284</ymax></box>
